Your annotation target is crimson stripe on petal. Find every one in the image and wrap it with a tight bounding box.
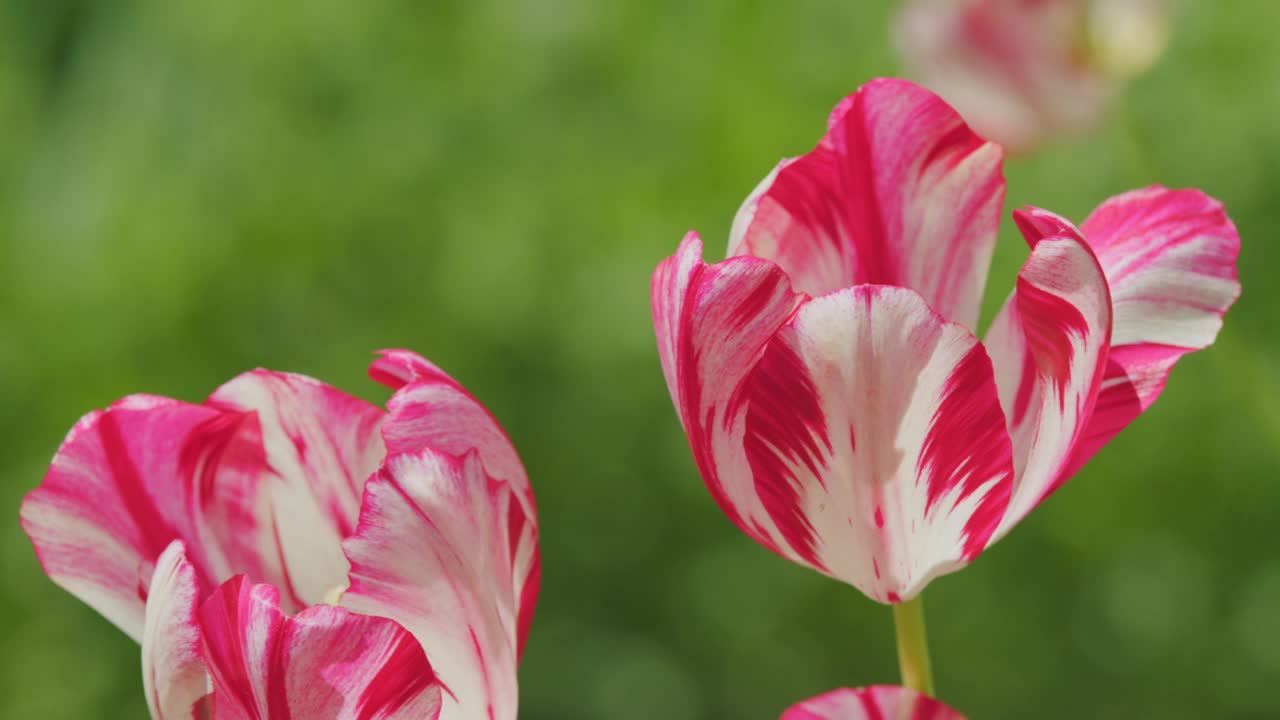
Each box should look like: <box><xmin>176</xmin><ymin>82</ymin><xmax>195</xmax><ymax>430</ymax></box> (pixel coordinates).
<box><xmin>739</xmin><ymin>286</ymin><xmax>1012</xmax><ymax>602</ymax></box>
<box><xmin>20</xmin><ymin>396</ymin><xmax>264</xmax><ymax>640</ymax></box>
<box><xmin>651</xmin><ymin>233</ymin><xmax>803</xmax><ymax>556</ymax></box>
<box><xmin>730</xmin><ymin>78</ymin><xmax>1005</xmax><ymax>331</ymax></box>
<box><xmin>1064</xmin><ymin>186</ymin><xmax>1241</xmax><ymax>472</ymax></box>
<box><xmin>985</xmin><ymin>208</ymin><xmax>1112</xmax><ymax>540</ymax></box>
<box><xmin>199</xmin><ymin>575</ymin><xmax>441</xmax><ymax>720</ymax></box>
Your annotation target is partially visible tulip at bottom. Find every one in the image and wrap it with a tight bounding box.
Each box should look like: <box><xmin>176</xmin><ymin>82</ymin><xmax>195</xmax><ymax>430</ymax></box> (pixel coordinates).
<box><xmin>782</xmin><ymin>686</ymin><xmax>964</xmax><ymax>719</ymax></box>
<box><xmin>21</xmin><ymin>350</ymin><xmax>539</xmax><ymax>720</ymax></box>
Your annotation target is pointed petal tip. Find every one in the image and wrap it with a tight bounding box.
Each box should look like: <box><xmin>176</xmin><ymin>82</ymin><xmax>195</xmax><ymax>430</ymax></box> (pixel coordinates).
<box><xmin>1013</xmin><ymin>206</ymin><xmax>1087</xmax><ymax>248</ymax></box>
<box><xmin>369</xmin><ymin>349</ymin><xmax>453</xmax><ymax>391</ymax></box>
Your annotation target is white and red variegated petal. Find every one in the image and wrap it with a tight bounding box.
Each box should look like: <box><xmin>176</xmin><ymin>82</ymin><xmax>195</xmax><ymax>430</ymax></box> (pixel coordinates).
<box><xmin>20</xmin><ymin>395</ymin><xmax>267</xmax><ymax>640</ymax></box>
<box><xmin>984</xmin><ymin>208</ymin><xmax>1113</xmax><ymax>540</ymax></box>
<box><xmin>342</xmin><ymin>449</ymin><xmax>538</xmax><ymax>720</ymax></box>
<box><xmin>370</xmin><ymin>350</ymin><xmax>530</xmax><ymax>498</ymax></box>
<box><xmin>781</xmin><ymin>686</ymin><xmax>965</xmax><ymax>720</ymax></box>
<box><xmin>737</xmin><ymin>285</ymin><xmax>1013</xmax><ymax>602</ymax></box>
<box><xmin>652</xmin><ymin>232</ymin><xmax>805</xmax><ymax>541</ymax></box>
<box><xmin>730</xmin><ymin>78</ymin><xmax>1005</xmax><ymax>331</ymax></box>
<box><xmin>727</xmin><ymin>159</ymin><xmax>796</xmax><ymax>258</ymax></box>
<box><xmin>142</xmin><ymin>541</ymin><xmax>212</xmax><ymax>720</ymax></box>
<box><xmin>206</xmin><ymin>370</ymin><xmax>387</xmax><ymax>611</ymax></box>
<box><xmin>1060</xmin><ymin>187</ymin><xmax>1241</xmax><ymax>475</ymax></box>
<box><xmin>199</xmin><ymin>575</ymin><xmax>441</xmax><ymax>720</ymax></box>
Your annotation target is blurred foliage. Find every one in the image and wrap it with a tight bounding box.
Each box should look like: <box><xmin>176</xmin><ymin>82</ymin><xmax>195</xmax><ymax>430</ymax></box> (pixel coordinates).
<box><xmin>1</xmin><ymin>1</ymin><xmax>1278</xmax><ymax>718</ymax></box>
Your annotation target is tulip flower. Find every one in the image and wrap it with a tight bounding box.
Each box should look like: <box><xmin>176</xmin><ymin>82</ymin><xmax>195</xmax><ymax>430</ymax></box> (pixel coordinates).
<box><xmin>21</xmin><ymin>350</ymin><xmax>539</xmax><ymax>720</ymax></box>
<box><xmin>893</xmin><ymin>0</ymin><xmax>1172</xmax><ymax>151</ymax></box>
<box><xmin>651</xmin><ymin>78</ymin><xmax>1240</xmax><ymax>606</ymax></box>
<box><xmin>782</xmin><ymin>686</ymin><xmax>964</xmax><ymax>720</ymax></box>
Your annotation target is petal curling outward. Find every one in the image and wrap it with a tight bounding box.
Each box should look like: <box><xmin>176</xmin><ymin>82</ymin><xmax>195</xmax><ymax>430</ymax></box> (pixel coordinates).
<box><xmin>20</xmin><ymin>396</ymin><xmax>264</xmax><ymax>640</ymax></box>
<box><xmin>781</xmin><ymin>686</ymin><xmax>965</xmax><ymax>720</ymax></box>
<box><xmin>143</xmin><ymin>541</ymin><xmax>211</xmax><ymax>720</ymax></box>
<box><xmin>199</xmin><ymin>575</ymin><xmax>441</xmax><ymax>720</ymax></box>
<box><xmin>984</xmin><ymin>208</ymin><xmax>1112</xmax><ymax>539</ymax></box>
<box><xmin>1064</xmin><ymin>187</ymin><xmax>1241</xmax><ymax>476</ymax></box>
<box><xmin>652</xmin><ymin>233</ymin><xmax>804</xmax><ymax>540</ymax></box>
<box><xmin>342</xmin><ymin>449</ymin><xmax>539</xmax><ymax>720</ymax></box>
<box><xmin>370</xmin><ymin>349</ymin><xmax>531</xmax><ymax>500</ymax></box>
<box><xmin>734</xmin><ymin>285</ymin><xmax>1012</xmax><ymax>602</ymax></box>
<box><xmin>729</xmin><ymin>77</ymin><xmax>1005</xmax><ymax>331</ymax></box>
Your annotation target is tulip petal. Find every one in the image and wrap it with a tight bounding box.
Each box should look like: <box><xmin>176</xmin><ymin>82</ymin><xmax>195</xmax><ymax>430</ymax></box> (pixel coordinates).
<box><xmin>736</xmin><ymin>286</ymin><xmax>1013</xmax><ymax>602</ymax></box>
<box><xmin>1063</xmin><ymin>187</ymin><xmax>1240</xmax><ymax>476</ymax></box>
<box><xmin>20</xmin><ymin>396</ymin><xmax>267</xmax><ymax>640</ymax></box>
<box><xmin>207</xmin><ymin>370</ymin><xmax>386</xmax><ymax>610</ymax></box>
<box><xmin>200</xmin><ymin>576</ymin><xmax>441</xmax><ymax>720</ymax></box>
<box><xmin>370</xmin><ymin>350</ymin><xmax>530</xmax><ymax>496</ymax></box>
<box><xmin>782</xmin><ymin>686</ymin><xmax>965</xmax><ymax>720</ymax></box>
<box><xmin>985</xmin><ymin>208</ymin><xmax>1112</xmax><ymax>538</ymax></box>
<box><xmin>729</xmin><ymin>78</ymin><xmax>1005</xmax><ymax>331</ymax></box>
<box><xmin>142</xmin><ymin>541</ymin><xmax>212</xmax><ymax>720</ymax></box>
<box><xmin>652</xmin><ymin>233</ymin><xmax>805</xmax><ymax>538</ymax></box>
<box><xmin>342</xmin><ymin>449</ymin><xmax>538</xmax><ymax>720</ymax></box>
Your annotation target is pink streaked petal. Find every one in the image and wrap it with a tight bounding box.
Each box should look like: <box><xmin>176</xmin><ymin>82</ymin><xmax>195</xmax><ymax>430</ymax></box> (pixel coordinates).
<box><xmin>142</xmin><ymin>541</ymin><xmax>212</xmax><ymax>720</ymax></box>
<box><xmin>200</xmin><ymin>576</ymin><xmax>441</xmax><ymax>720</ymax></box>
<box><xmin>985</xmin><ymin>208</ymin><xmax>1112</xmax><ymax>539</ymax></box>
<box><xmin>20</xmin><ymin>396</ymin><xmax>265</xmax><ymax>640</ymax></box>
<box><xmin>738</xmin><ymin>285</ymin><xmax>1012</xmax><ymax>602</ymax></box>
<box><xmin>781</xmin><ymin>686</ymin><xmax>965</xmax><ymax>720</ymax></box>
<box><xmin>652</xmin><ymin>233</ymin><xmax>804</xmax><ymax>544</ymax></box>
<box><xmin>726</xmin><ymin>159</ymin><xmax>795</xmax><ymax>258</ymax></box>
<box><xmin>342</xmin><ymin>449</ymin><xmax>538</xmax><ymax>720</ymax></box>
<box><xmin>207</xmin><ymin>370</ymin><xmax>387</xmax><ymax>610</ymax></box>
<box><xmin>731</xmin><ymin>78</ymin><xmax>1005</xmax><ymax>331</ymax></box>
<box><xmin>371</xmin><ymin>350</ymin><xmax>530</xmax><ymax>499</ymax></box>
<box><xmin>1062</xmin><ymin>187</ymin><xmax>1241</xmax><ymax>474</ymax></box>
<box><xmin>368</xmin><ymin>350</ymin><xmax>454</xmax><ymax>391</ymax></box>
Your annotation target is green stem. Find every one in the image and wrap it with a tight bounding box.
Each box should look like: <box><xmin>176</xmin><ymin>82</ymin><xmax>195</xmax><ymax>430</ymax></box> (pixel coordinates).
<box><xmin>892</xmin><ymin>594</ymin><xmax>935</xmax><ymax>697</ymax></box>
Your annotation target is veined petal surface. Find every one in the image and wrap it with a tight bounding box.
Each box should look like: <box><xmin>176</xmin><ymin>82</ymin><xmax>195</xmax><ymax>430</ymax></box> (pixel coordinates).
<box><xmin>20</xmin><ymin>396</ymin><xmax>267</xmax><ymax>640</ymax></box>
<box><xmin>200</xmin><ymin>576</ymin><xmax>441</xmax><ymax>720</ymax></box>
<box><xmin>985</xmin><ymin>208</ymin><xmax>1112</xmax><ymax>538</ymax></box>
<box><xmin>782</xmin><ymin>686</ymin><xmax>964</xmax><ymax>720</ymax></box>
<box><xmin>729</xmin><ymin>78</ymin><xmax>1004</xmax><ymax>331</ymax></box>
<box><xmin>207</xmin><ymin>370</ymin><xmax>386</xmax><ymax>611</ymax></box>
<box><xmin>1063</xmin><ymin>186</ymin><xmax>1240</xmax><ymax>475</ymax></box>
<box><xmin>734</xmin><ymin>286</ymin><xmax>1013</xmax><ymax>602</ymax></box>
<box><xmin>342</xmin><ymin>449</ymin><xmax>539</xmax><ymax>720</ymax></box>
<box><xmin>142</xmin><ymin>541</ymin><xmax>212</xmax><ymax>720</ymax></box>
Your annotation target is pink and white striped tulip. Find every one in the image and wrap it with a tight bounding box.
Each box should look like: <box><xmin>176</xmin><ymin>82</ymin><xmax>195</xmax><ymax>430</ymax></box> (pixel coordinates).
<box><xmin>22</xmin><ymin>350</ymin><xmax>539</xmax><ymax>720</ymax></box>
<box><xmin>782</xmin><ymin>686</ymin><xmax>964</xmax><ymax>720</ymax></box>
<box><xmin>894</xmin><ymin>0</ymin><xmax>1172</xmax><ymax>151</ymax></box>
<box><xmin>651</xmin><ymin>78</ymin><xmax>1239</xmax><ymax>604</ymax></box>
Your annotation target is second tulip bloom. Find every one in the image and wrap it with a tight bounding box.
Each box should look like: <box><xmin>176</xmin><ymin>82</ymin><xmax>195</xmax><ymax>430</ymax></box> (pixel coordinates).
<box><xmin>652</xmin><ymin>78</ymin><xmax>1239</xmax><ymax>604</ymax></box>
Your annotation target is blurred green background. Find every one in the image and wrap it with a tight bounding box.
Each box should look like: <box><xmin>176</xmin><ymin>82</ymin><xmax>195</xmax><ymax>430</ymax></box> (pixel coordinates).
<box><xmin>1</xmin><ymin>1</ymin><xmax>1277</xmax><ymax>718</ymax></box>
